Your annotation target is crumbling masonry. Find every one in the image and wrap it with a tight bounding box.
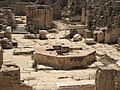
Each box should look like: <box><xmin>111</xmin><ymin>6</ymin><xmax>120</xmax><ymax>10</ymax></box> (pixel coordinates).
<box><xmin>26</xmin><ymin>5</ymin><xmax>53</xmax><ymax>33</ymax></box>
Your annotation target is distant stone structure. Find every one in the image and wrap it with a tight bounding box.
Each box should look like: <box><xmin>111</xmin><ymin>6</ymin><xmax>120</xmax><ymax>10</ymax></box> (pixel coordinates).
<box><xmin>0</xmin><ymin>0</ymin><xmax>21</xmax><ymax>7</ymax></box>
<box><xmin>118</xmin><ymin>38</ymin><xmax>120</xmax><ymax>49</ymax></box>
<box><xmin>0</xmin><ymin>8</ymin><xmax>16</xmax><ymax>30</ymax></box>
<box><xmin>0</xmin><ymin>46</ymin><xmax>3</xmax><ymax>69</ymax></box>
<box><xmin>14</xmin><ymin>2</ymin><xmax>35</xmax><ymax>16</ymax></box>
<box><xmin>35</xmin><ymin>0</ymin><xmax>61</xmax><ymax>19</ymax></box>
<box><xmin>0</xmin><ymin>8</ymin><xmax>16</xmax><ymax>49</ymax></box>
<box><xmin>26</xmin><ymin>5</ymin><xmax>53</xmax><ymax>33</ymax></box>
<box><xmin>84</xmin><ymin>0</ymin><xmax>120</xmax><ymax>43</ymax></box>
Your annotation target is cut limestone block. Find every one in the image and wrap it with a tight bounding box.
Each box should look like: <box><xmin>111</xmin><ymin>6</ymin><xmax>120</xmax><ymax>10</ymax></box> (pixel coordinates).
<box><xmin>56</xmin><ymin>80</ymin><xmax>95</xmax><ymax>90</ymax></box>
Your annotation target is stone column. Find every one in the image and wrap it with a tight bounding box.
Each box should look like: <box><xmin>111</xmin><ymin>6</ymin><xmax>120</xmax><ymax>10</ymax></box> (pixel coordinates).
<box><xmin>105</xmin><ymin>29</ymin><xmax>111</xmax><ymax>44</ymax></box>
<box><xmin>0</xmin><ymin>46</ymin><xmax>3</xmax><ymax>69</ymax></box>
<box><xmin>82</xmin><ymin>8</ymin><xmax>86</xmax><ymax>24</ymax></box>
<box><xmin>118</xmin><ymin>38</ymin><xmax>120</xmax><ymax>48</ymax></box>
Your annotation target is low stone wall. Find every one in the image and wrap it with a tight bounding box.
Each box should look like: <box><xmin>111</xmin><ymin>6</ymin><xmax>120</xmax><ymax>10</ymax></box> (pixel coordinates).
<box><xmin>34</xmin><ymin>50</ymin><xmax>96</xmax><ymax>69</ymax></box>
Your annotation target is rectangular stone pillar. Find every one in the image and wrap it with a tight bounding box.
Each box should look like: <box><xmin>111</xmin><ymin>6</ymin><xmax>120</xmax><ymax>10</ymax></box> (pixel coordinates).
<box><xmin>0</xmin><ymin>46</ymin><xmax>3</xmax><ymax>69</ymax></box>
<box><xmin>118</xmin><ymin>38</ymin><xmax>120</xmax><ymax>48</ymax></box>
<box><xmin>96</xmin><ymin>67</ymin><xmax>116</xmax><ymax>90</ymax></box>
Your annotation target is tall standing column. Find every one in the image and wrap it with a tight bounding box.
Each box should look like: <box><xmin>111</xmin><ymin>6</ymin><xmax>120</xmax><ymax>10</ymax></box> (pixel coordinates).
<box><xmin>82</xmin><ymin>8</ymin><xmax>86</xmax><ymax>24</ymax></box>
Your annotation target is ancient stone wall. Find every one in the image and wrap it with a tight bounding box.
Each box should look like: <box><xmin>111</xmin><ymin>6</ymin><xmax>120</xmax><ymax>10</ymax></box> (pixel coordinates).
<box><xmin>14</xmin><ymin>2</ymin><xmax>35</xmax><ymax>16</ymax></box>
<box><xmin>86</xmin><ymin>0</ymin><xmax>120</xmax><ymax>28</ymax></box>
<box><xmin>1</xmin><ymin>9</ymin><xmax>16</xmax><ymax>30</ymax></box>
<box><xmin>96</xmin><ymin>66</ymin><xmax>120</xmax><ymax>90</ymax></box>
<box><xmin>0</xmin><ymin>0</ymin><xmax>21</xmax><ymax>7</ymax></box>
<box><xmin>26</xmin><ymin>5</ymin><xmax>53</xmax><ymax>33</ymax></box>
<box><xmin>105</xmin><ymin>28</ymin><xmax>120</xmax><ymax>43</ymax></box>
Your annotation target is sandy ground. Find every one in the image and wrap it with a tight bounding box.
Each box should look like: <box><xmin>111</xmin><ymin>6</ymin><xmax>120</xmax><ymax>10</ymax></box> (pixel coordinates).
<box><xmin>3</xmin><ymin>20</ymin><xmax>120</xmax><ymax>90</ymax></box>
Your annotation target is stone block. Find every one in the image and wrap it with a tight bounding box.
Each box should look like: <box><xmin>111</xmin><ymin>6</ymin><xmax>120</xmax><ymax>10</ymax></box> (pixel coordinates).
<box><xmin>118</xmin><ymin>38</ymin><xmax>120</xmax><ymax>48</ymax></box>
<box><xmin>73</xmin><ymin>34</ymin><xmax>82</xmax><ymax>42</ymax></box>
<box><xmin>84</xmin><ymin>38</ymin><xmax>96</xmax><ymax>45</ymax></box>
<box><xmin>83</xmin><ymin>29</ymin><xmax>92</xmax><ymax>38</ymax></box>
<box><xmin>0</xmin><ymin>31</ymin><xmax>5</xmax><ymax>38</ymax></box>
<box><xmin>56</xmin><ymin>80</ymin><xmax>95</xmax><ymax>90</ymax></box>
<box><xmin>39</xmin><ymin>30</ymin><xmax>48</xmax><ymax>39</ymax></box>
<box><xmin>13</xmin><ymin>48</ymin><xmax>35</xmax><ymax>55</ymax></box>
<box><xmin>96</xmin><ymin>66</ymin><xmax>118</xmax><ymax>90</ymax></box>
<box><xmin>53</xmin><ymin>44</ymin><xmax>61</xmax><ymax>50</ymax></box>
<box><xmin>26</xmin><ymin>5</ymin><xmax>53</xmax><ymax>33</ymax></box>
<box><xmin>1</xmin><ymin>63</ymin><xmax>20</xmax><ymax>81</ymax></box>
<box><xmin>61</xmin><ymin>45</ymin><xmax>69</xmax><ymax>53</ymax></box>
<box><xmin>94</xmin><ymin>31</ymin><xmax>104</xmax><ymax>43</ymax></box>
<box><xmin>0</xmin><ymin>46</ymin><xmax>3</xmax><ymax>69</ymax></box>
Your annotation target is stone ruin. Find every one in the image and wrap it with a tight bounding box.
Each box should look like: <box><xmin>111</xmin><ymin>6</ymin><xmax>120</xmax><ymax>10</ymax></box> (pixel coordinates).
<box><xmin>80</xmin><ymin>0</ymin><xmax>120</xmax><ymax>44</ymax></box>
<box><xmin>14</xmin><ymin>2</ymin><xmax>35</xmax><ymax>16</ymax></box>
<box><xmin>0</xmin><ymin>0</ymin><xmax>21</xmax><ymax>7</ymax></box>
<box><xmin>118</xmin><ymin>38</ymin><xmax>120</xmax><ymax>51</ymax></box>
<box><xmin>0</xmin><ymin>0</ymin><xmax>119</xmax><ymax>90</ymax></box>
<box><xmin>96</xmin><ymin>65</ymin><xmax>120</xmax><ymax>90</ymax></box>
<box><xmin>0</xmin><ymin>8</ymin><xmax>16</xmax><ymax>30</ymax></box>
<box><xmin>56</xmin><ymin>80</ymin><xmax>95</xmax><ymax>90</ymax></box>
<box><xmin>26</xmin><ymin>4</ymin><xmax>53</xmax><ymax>33</ymax></box>
<box><xmin>0</xmin><ymin>46</ymin><xmax>32</xmax><ymax>90</ymax></box>
<box><xmin>33</xmin><ymin>44</ymin><xmax>96</xmax><ymax>69</ymax></box>
<box><xmin>35</xmin><ymin>0</ymin><xmax>64</xmax><ymax>19</ymax></box>
<box><xmin>0</xmin><ymin>9</ymin><xmax>14</xmax><ymax>49</ymax></box>
<box><xmin>65</xmin><ymin>0</ymin><xmax>120</xmax><ymax>45</ymax></box>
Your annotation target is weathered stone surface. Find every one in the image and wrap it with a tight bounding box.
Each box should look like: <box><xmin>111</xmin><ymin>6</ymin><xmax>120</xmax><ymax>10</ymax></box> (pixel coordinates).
<box><xmin>0</xmin><ymin>0</ymin><xmax>21</xmax><ymax>7</ymax></box>
<box><xmin>39</xmin><ymin>30</ymin><xmax>49</xmax><ymax>39</ymax></box>
<box><xmin>61</xmin><ymin>45</ymin><xmax>69</xmax><ymax>53</ymax></box>
<box><xmin>56</xmin><ymin>80</ymin><xmax>95</xmax><ymax>90</ymax></box>
<box><xmin>83</xmin><ymin>29</ymin><xmax>92</xmax><ymax>38</ymax></box>
<box><xmin>84</xmin><ymin>38</ymin><xmax>96</xmax><ymax>45</ymax></box>
<box><xmin>13</xmin><ymin>48</ymin><xmax>35</xmax><ymax>55</ymax></box>
<box><xmin>73</xmin><ymin>34</ymin><xmax>82</xmax><ymax>42</ymax></box>
<box><xmin>94</xmin><ymin>31</ymin><xmax>104</xmax><ymax>43</ymax></box>
<box><xmin>1</xmin><ymin>63</ymin><xmax>20</xmax><ymax>81</ymax></box>
<box><xmin>0</xmin><ymin>31</ymin><xmax>5</xmax><ymax>38</ymax></box>
<box><xmin>26</xmin><ymin>5</ymin><xmax>53</xmax><ymax>33</ymax></box>
<box><xmin>1</xmin><ymin>38</ymin><xmax>13</xmax><ymax>49</ymax></box>
<box><xmin>96</xmin><ymin>66</ymin><xmax>120</xmax><ymax>90</ymax></box>
<box><xmin>96</xmin><ymin>67</ymin><xmax>116</xmax><ymax>90</ymax></box>
<box><xmin>24</xmin><ymin>33</ymin><xmax>36</xmax><ymax>39</ymax></box>
<box><xmin>0</xmin><ymin>46</ymin><xmax>3</xmax><ymax>69</ymax></box>
<box><xmin>118</xmin><ymin>38</ymin><xmax>120</xmax><ymax>49</ymax></box>
<box><xmin>33</xmin><ymin>45</ymin><xmax>96</xmax><ymax>69</ymax></box>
